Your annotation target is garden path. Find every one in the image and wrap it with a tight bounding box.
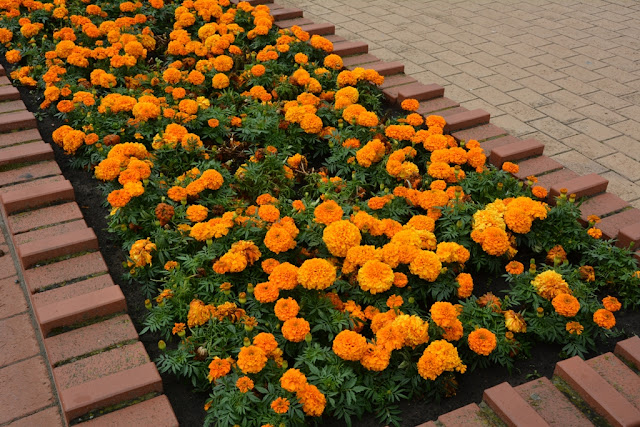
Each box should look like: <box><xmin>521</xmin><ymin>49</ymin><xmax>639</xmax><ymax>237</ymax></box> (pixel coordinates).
<box><xmin>278</xmin><ymin>0</ymin><xmax>640</xmax><ymax>208</ymax></box>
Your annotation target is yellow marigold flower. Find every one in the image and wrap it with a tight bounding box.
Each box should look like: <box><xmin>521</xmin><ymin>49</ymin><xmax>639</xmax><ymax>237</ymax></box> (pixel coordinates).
<box><xmin>280</xmin><ymin>368</ymin><xmax>308</xmax><ymax>392</ymax></box>
<box><xmin>602</xmin><ymin>296</ymin><xmax>621</xmax><ymax>312</ymax></box>
<box><xmin>314</xmin><ymin>200</ymin><xmax>343</xmax><ymax>225</ymax></box>
<box><xmin>357</xmin><ymin>260</ymin><xmax>394</xmax><ymax>294</ymax></box>
<box><xmin>236</xmin><ymin>376</ymin><xmax>254</xmax><ymax>393</ymax></box>
<box><xmin>468</xmin><ymin>328</ymin><xmax>497</xmax><ymax>356</ymax></box>
<box><xmin>296</xmin><ymin>383</ymin><xmax>326</xmax><ymax>417</ymax></box>
<box><xmin>237</xmin><ymin>345</ymin><xmax>267</xmax><ymax>374</ymax></box>
<box><xmin>504</xmin><ymin>310</ymin><xmax>527</xmax><ymax>333</ymax></box>
<box><xmin>298</xmin><ymin>258</ymin><xmax>336</xmax><ymax>290</ymax></box>
<box><xmin>207</xmin><ymin>357</ymin><xmax>232</xmax><ymax>382</ymax></box>
<box><xmin>274</xmin><ymin>297</ymin><xmax>300</xmax><ymax>321</ymax></box>
<box><xmin>409</xmin><ymin>250</ymin><xmax>442</xmax><ymax>282</ymax></box>
<box><xmin>566</xmin><ymin>321</ymin><xmax>584</xmax><ymax>335</ymax></box>
<box><xmin>281</xmin><ymin>317</ymin><xmax>310</xmax><ymax>342</ymax></box>
<box><xmin>593</xmin><ymin>308</ymin><xmax>615</xmax><ymax>329</ymax></box>
<box><xmin>332</xmin><ymin>330</ymin><xmax>367</xmax><ymax>361</ymax></box>
<box><xmin>322</xmin><ymin>220</ymin><xmax>361</xmax><ymax>258</ymax></box>
<box><xmin>531</xmin><ymin>270</ymin><xmax>571</xmax><ymax>300</ymax></box>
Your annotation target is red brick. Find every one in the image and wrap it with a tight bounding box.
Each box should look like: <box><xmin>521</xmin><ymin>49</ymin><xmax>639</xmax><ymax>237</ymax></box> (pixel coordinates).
<box><xmin>230</xmin><ymin>0</ymin><xmax>271</xmax><ymax>4</ymax></box>
<box><xmin>60</xmin><ymin>362</ymin><xmax>162</xmax><ymax>421</ymax></box>
<box><xmin>18</xmin><ymin>227</ymin><xmax>98</xmax><ymax>269</ymax></box>
<box><xmin>452</xmin><ymin>124</ymin><xmax>509</xmax><ymax>143</ymax></box>
<box><xmin>32</xmin><ymin>274</ymin><xmax>114</xmax><ymax>307</ymax></box>
<box><xmin>596</xmin><ymin>208</ymin><xmax>640</xmax><ymax>241</ymax></box>
<box><xmin>45</xmin><ymin>314</ymin><xmax>139</xmax><ymax>366</ymax></box>
<box><xmin>0</xmin><ymin>276</ymin><xmax>28</xmax><ymax>318</ymax></box>
<box><xmin>0</xmin><ymin>76</ymin><xmax>9</xmax><ymax>85</ymax></box>
<box><xmin>437</xmin><ymin>403</ymin><xmax>489</xmax><ymax>426</ymax></box>
<box><xmin>0</xmin><ymin>110</ymin><xmax>37</xmax><ymax>133</ymax></box>
<box><xmin>54</xmin><ymin>342</ymin><xmax>149</xmax><ymax>390</ymax></box>
<box><xmin>483</xmin><ymin>382</ymin><xmax>549</xmax><ymax>427</ymax></box>
<box><xmin>0</xmin><ymin>251</ymin><xmax>17</xmax><ymax>280</ymax></box>
<box><xmin>479</xmin><ymin>135</ymin><xmax>522</xmax><ymax>155</ymax></box>
<box><xmin>0</xmin><ymin>128</ymin><xmax>41</xmax><ymax>148</ymax></box>
<box><xmin>0</xmin><ymin>160</ymin><xmax>61</xmax><ymax>188</ymax></box>
<box><xmin>414</xmin><ymin>422</ymin><xmax>437</xmax><ymax>427</ymax></box>
<box><xmin>489</xmin><ymin>139</ymin><xmax>545</xmax><ymax>167</ymax></box>
<box><xmin>618</xmin><ymin>222</ymin><xmax>640</xmax><ymax>250</ymax></box>
<box><xmin>379</xmin><ymin>74</ymin><xmax>417</xmax><ymax>89</ymax></box>
<box><xmin>443</xmin><ymin>109</ymin><xmax>491</xmax><ymax>133</ymax></box>
<box><xmin>0</xmin><ymin>100</ymin><xmax>26</xmax><ymax>114</ymax></box>
<box><xmin>0</xmin><ymin>357</ymin><xmax>56</xmax><ymax>424</ymax></box>
<box><xmin>332</xmin><ymin>41</ymin><xmax>368</xmax><ymax>57</ymax></box>
<box><xmin>587</xmin><ymin>353</ymin><xmax>640</xmax><ymax>410</ymax></box>
<box><xmin>535</xmin><ymin>169</ymin><xmax>580</xmax><ymax>192</ymax></box>
<box><xmin>342</xmin><ymin>54</ymin><xmax>380</xmax><ymax>67</ymax></box>
<box><xmin>13</xmin><ymin>219</ymin><xmax>87</xmax><ymax>245</ymax></box>
<box><xmin>397</xmin><ymin>83</ymin><xmax>445</xmax><ymax>103</ymax></box>
<box><xmin>25</xmin><ymin>252</ymin><xmax>108</xmax><ymax>293</ymax></box>
<box><xmin>354</xmin><ymin>61</ymin><xmax>404</xmax><ymax>76</ymax></box>
<box><xmin>439</xmin><ymin>106</ymin><xmax>470</xmax><ymax>118</ymax></box>
<box><xmin>513</xmin><ymin>156</ymin><xmax>564</xmax><ymax>180</ymax></box>
<box><xmin>0</xmin><ymin>141</ymin><xmax>53</xmax><ymax>167</ymax></box>
<box><xmin>0</xmin><ymin>313</ymin><xmax>40</xmax><ymax>367</ymax></box>
<box><xmin>300</xmin><ymin>22</ymin><xmax>335</xmax><ymax>36</ymax></box>
<box><xmin>267</xmin><ymin>2</ymin><xmax>283</xmax><ymax>10</ymax></box>
<box><xmin>80</xmin><ymin>395</ymin><xmax>178</xmax><ymax>427</ymax></box>
<box><xmin>554</xmin><ymin>356</ymin><xmax>640</xmax><ymax>427</ymax></box>
<box><xmin>0</xmin><ymin>179</ymin><xmax>74</xmax><ymax>214</ymax></box>
<box><xmin>274</xmin><ymin>17</ymin><xmax>313</xmax><ymax>28</ymax></box>
<box><xmin>549</xmin><ymin>173</ymin><xmax>608</xmax><ymax>200</ymax></box>
<box><xmin>416</xmin><ymin>97</ymin><xmax>460</xmax><ymax>115</ymax></box>
<box><xmin>615</xmin><ymin>336</ymin><xmax>640</xmax><ymax>371</ymax></box>
<box><xmin>0</xmin><ymin>175</ymin><xmax>65</xmax><ymax>197</ymax></box>
<box><xmin>0</xmin><ymin>64</ymin><xmax>5</xmax><ymax>77</ymax></box>
<box><xmin>578</xmin><ymin>193</ymin><xmax>629</xmax><ymax>226</ymax></box>
<box><xmin>515</xmin><ymin>377</ymin><xmax>592</xmax><ymax>426</ymax></box>
<box><xmin>270</xmin><ymin>7</ymin><xmax>303</xmax><ymax>21</ymax></box>
<box><xmin>9</xmin><ymin>202</ymin><xmax>83</xmax><ymax>234</ymax></box>
<box><xmin>37</xmin><ymin>285</ymin><xmax>127</xmax><ymax>335</ymax></box>
<box><xmin>7</xmin><ymin>407</ymin><xmax>64</xmax><ymax>427</ymax></box>
<box><xmin>324</xmin><ymin>34</ymin><xmax>345</xmax><ymax>43</ymax></box>
<box><xmin>0</xmin><ymin>86</ymin><xmax>20</xmax><ymax>102</ymax></box>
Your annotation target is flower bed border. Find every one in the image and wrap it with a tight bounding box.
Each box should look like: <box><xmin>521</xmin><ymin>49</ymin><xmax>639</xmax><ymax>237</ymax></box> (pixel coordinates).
<box><xmin>0</xmin><ymin>0</ymin><xmax>639</xmax><ymax>424</ymax></box>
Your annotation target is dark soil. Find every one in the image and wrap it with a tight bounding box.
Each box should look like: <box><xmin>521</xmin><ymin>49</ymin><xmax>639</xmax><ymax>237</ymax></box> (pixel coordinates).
<box><xmin>6</xmin><ymin>60</ymin><xmax>640</xmax><ymax>427</ymax></box>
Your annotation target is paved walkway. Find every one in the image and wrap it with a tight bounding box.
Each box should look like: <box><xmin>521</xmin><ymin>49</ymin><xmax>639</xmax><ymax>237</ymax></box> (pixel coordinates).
<box><xmin>279</xmin><ymin>0</ymin><xmax>640</xmax><ymax>208</ymax></box>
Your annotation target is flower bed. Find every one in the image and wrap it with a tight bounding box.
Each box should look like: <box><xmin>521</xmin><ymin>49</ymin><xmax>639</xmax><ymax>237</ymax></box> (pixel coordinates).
<box><xmin>2</xmin><ymin>1</ymin><xmax>640</xmax><ymax>426</ymax></box>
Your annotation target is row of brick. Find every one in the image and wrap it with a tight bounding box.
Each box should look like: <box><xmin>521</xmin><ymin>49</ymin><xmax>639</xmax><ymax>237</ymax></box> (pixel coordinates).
<box><xmin>417</xmin><ymin>337</ymin><xmax>640</xmax><ymax>427</ymax></box>
<box><xmin>0</xmin><ymin>76</ymin><xmax>177</xmax><ymax>425</ymax></box>
<box><xmin>257</xmin><ymin>0</ymin><xmax>640</xmax><ymax>260</ymax></box>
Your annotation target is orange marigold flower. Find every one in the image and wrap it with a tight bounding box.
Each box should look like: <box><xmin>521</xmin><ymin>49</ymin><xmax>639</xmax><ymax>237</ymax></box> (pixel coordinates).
<box><xmin>505</xmin><ymin>261</ymin><xmax>524</xmax><ymax>275</ymax></box>
<box><xmin>358</xmin><ymin>260</ymin><xmax>394</xmax><ymax>294</ymax></box>
<box><xmin>531</xmin><ymin>270</ymin><xmax>571</xmax><ymax>300</ymax></box>
<box><xmin>593</xmin><ymin>308</ymin><xmax>615</xmax><ymax>329</ymax></box>
<box><xmin>167</xmin><ymin>186</ymin><xmax>188</xmax><ymax>202</ymax></box>
<box><xmin>264</xmin><ymin>225</ymin><xmax>297</xmax><ymax>254</ymax></box>
<box><xmin>253</xmin><ymin>332</ymin><xmax>278</xmax><ymax>356</ymax></box>
<box><xmin>360</xmin><ymin>343</ymin><xmax>391</xmax><ymax>371</ymax></box>
<box><xmin>323</xmin><ymin>54</ymin><xmax>343</xmax><ymax>69</ymax></box>
<box><xmin>333</xmin><ymin>330</ymin><xmax>368</xmax><ymax>363</ymax></box>
<box><xmin>417</xmin><ymin>340</ymin><xmax>466</xmax><ymax>380</ymax></box>
<box><xmin>546</xmin><ymin>245</ymin><xmax>567</xmax><ymax>265</ymax></box>
<box><xmin>314</xmin><ymin>200</ymin><xmax>343</xmax><ymax>225</ymax></box>
<box><xmin>269</xmin><ymin>262</ymin><xmax>299</xmax><ymax>290</ymax></box>
<box><xmin>602</xmin><ymin>296</ymin><xmax>621</xmax><ymax>312</ymax></box>
<box><xmin>504</xmin><ymin>310</ymin><xmax>527</xmax><ymax>333</ymax></box>
<box><xmin>426</xmin><ymin>115</ymin><xmax>446</xmax><ymax>128</ymax></box>
<box><xmin>186</xmin><ymin>205</ymin><xmax>208</xmax><ymax>222</ymax></box>
<box><xmin>274</xmin><ymin>297</ymin><xmax>300</xmax><ymax>321</ymax></box>
<box><xmin>531</xmin><ymin>186</ymin><xmax>548</xmax><ymax>199</ymax></box>
<box><xmin>400</xmin><ymin>98</ymin><xmax>420</xmax><ymax>112</ymax></box>
<box><xmin>271</xmin><ymin>397</ymin><xmax>290</xmax><ymax>414</ymax></box>
<box><xmin>281</xmin><ymin>317</ymin><xmax>310</xmax><ymax>342</ymax></box>
<box><xmin>430</xmin><ymin>301</ymin><xmax>459</xmax><ymax>329</ymax></box>
<box><xmin>323</xmin><ymin>220</ymin><xmax>361</xmax><ymax>257</ymax></box>
<box><xmin>579</xmin><ymin>265</ymin><xmax>595</xmax><ymax>282</ymax></box>
<box><xmin>468</xmin><ymin>328</ymin><xmax>497</xmax><ymax>356</ymax></box>
<box><xmin>386</xmin><ymin>295</ymin><xmax>403</xmax><ymax>309</ymax></box>
<box><xmin>409</xmin><ymin>250</ymin><xmax>442</xmax><ymax>282</ymax></box>
<box><xmin>502</xmin><ymin>162</ymin><xmax>519</xmax><ymax>174</ymax></box>
<box><xmin>236</xmin><ymin>376</ymin><xmax>254</xmax><ymax>393</ymax></box>
<box><xmin>253</xmin><ymin>281</ymin><xmax>279</xmax><ymax>303</ymax></box>
<box><xmin>298</xmin><ymin>258</ymin><xmax>336</xmax><ymax>290</ymax></box>
<box><xmin>164</xmin><ymin>261</ymin><xmax>178</xmax><ymax>271</ymax></box>
<box><xmin>587</xmin><ymin>227</ymin><xmax>602</xmax><ymax>239</ymax></box>
<box><xmin>258</xmin><ymin>204</ymin><xmax>280</xmax><ymax>222</ymax></box>
<box><xmin>172</xmin><ymin>322</ymin><xmax>185</xmax><ymax>335</ymax></box>
<box><xmin>393</xmin><ymin>272</ymin><xmax>408</xmax><ymax>288</ymax></box>
<box><xmin>296</xmin><ymin>383</ymin><xmax>326</xmax><ymax>417</ymax></box>
<box><xmin>237</xmin><ymin>345</ymin><xmax>268</xmax><ymax>374</ymax></box>
<box><xmin>456</xmin><ymin>273</ymin><xmax>474</xmax><ymax>298</ymax></box>
<box><xmin>552</xmin><ymin>293</ymin><xmax>580</xmax><ymax>317</ymax></box>
<box><xmin>280</xmin><ymin>368</ymin><xmax>308</xmax><ymax>392</ymax></box>
<box><xmin>566</xmin><ymin>321</ymin><xmax>584</xmax><ymax>335</ymax></box>
<box><xmin>207</xmin><ymin>357</ymin><xmax>232</xmax><ymax>382</ymax></box>
<box><xmin>107</xmin><ymin>189</ymin><xmax>132</xmax><ymax>208</ymax></box>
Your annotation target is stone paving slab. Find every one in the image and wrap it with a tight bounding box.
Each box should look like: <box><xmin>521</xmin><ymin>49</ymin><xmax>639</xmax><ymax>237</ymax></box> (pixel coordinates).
<box><xmin>278</xmin><ymin>0</ymin><xmax>640</xmax><ymax>209</ymax></box>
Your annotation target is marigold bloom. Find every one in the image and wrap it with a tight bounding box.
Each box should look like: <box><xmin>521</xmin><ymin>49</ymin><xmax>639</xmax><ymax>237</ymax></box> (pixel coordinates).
<box><xmin>566</xmin><ymin>321</ymin><xmax>584</xmax><ymax>335</ymax></box>
<box><xmin>505</xmin><ymin>261</ymin><xmax>524</xmax><ymax>274</ymax></box>
<box><xmin>531</xmin><ymin>270</ymin><xmax>571</xmax><ymax>300</ymax></box>
<box><xmin>602</xmin><ymin>296</ymin><xmax>621</xmax><ymax>312</ymax></box>
<box><xmin>587</xmin><ymin>227</ymin><xmax>602</xmax><ymax>239</ymax></box>
<box><xmin>430</xmin><ymin>302</ymin><xmax>459</xmax><ymax>329</ymax></box>
<box><xmin>417</xmin><ymin>340</ymin><xmax>466</xmax><ymax>380</ymax></box>
<box><xmin>298</xmin><ymin>258</ymin><xmax>336</xmax><ymax>290</ymax></box>
<box><xmin>357</xmin><ymin>260</ymin><xmax>394</xmax><ymax>294</ymax></box>
<box><xmin>468</xmin><ymin>328</ymin><xmax>497</xmax><ymax>356</ymax></box>
<box><xmin>332</xmin><ymin>330</ymin><xmax>368</xmax><ymax>361</ymax></box>
<box><xmin>593</xmin><ymin>308</ymin><xmax>615</xmax><ymax>329</ymax></box>
<box><xmin>271</xmin><ymin>397</ymin><xmax>290</xmax><ymax>414</ymax></box>
<box><xmin>297</xmin><ymin>383</ymin><xmax>326</xmax><ymax>417</ymax></box>
<box><xmin>409</xmin><ymin>250</ymin><xmax>442</xmax><ymax>282</ymax></box>
<box><xmin>253</xmin><ymin>281</ymin><xmax>279</xmax><ymax>303</ymax></box>
<box><xmin>504</xmin><ymin>310</ymin><xmax>527</xmax><ymax>333</ymax></box>
<box><xmin>502</xmin><ymin>162</ymin><xmax>519</xmax><ymax>174</ymax></box>
<box><xmin>322</xmin><ymin>220</ymin><xmax>361</xmax><ymax>258</ymax></box>
<box><xmin>186</xmin><ymin>205</ymin><xmax>208</xmax><ymax>222</ymax></box>
<box><xmin>552</xmin><ymin>293</ymin><xmax>580</xmax><ymax>317</ymax></box>
<box><xmin>280</xmin><ymin>368</ymin><xmax>308</xmax><ymax>392</ymax></box>
<box><xmin>264</xmin><ymin>225</ymin><xmax>297</xmax><ymax>254</ymax></box>
<box><xmin>207</xmin><ymin>357</ymin><xmax>232</xmax><ymax>381</ymax></box>
<box><xmin>281</xmin><ymin>317</ymin><xmax>310</xmax><ymax>342</ymax></box>
<box><xmin>456</xmin><ymin>273</ymin><xmax>474</xmax><ymax>298</ymax></box>
<box><xmin>236</xmin><ymin>376</ymin><xmax>254</xmax><ymax>393</ymax></box>
<box><xmin>253</xmin><ymin>333</ymin><xmax>278</xmax><ymax>356</ymax></box>
<box><xmin>274</xmin><ymin>297</ymin><xmax>300</xmax><ymax>321</ymax></box>
<box><xmin>237</xmin><ymin>345</ymin><xmax>268</xmax><ymax>374</ymax></box>
<box><xmin>531</xmin><ymin>186</ymin><xmax>548</xmax><ymax>199</ymax></box>
<box><xmin>579</xmin><ymin>265</ymin><xmax>595</xmax><ymax>282</ymax></box>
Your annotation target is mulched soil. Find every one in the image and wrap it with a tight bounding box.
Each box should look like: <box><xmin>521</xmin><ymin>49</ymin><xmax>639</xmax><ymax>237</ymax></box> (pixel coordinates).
<box><xmin>7</xmin><ymin>63</ymin><xmax>640</xmax><ymax>426</ymax></box>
